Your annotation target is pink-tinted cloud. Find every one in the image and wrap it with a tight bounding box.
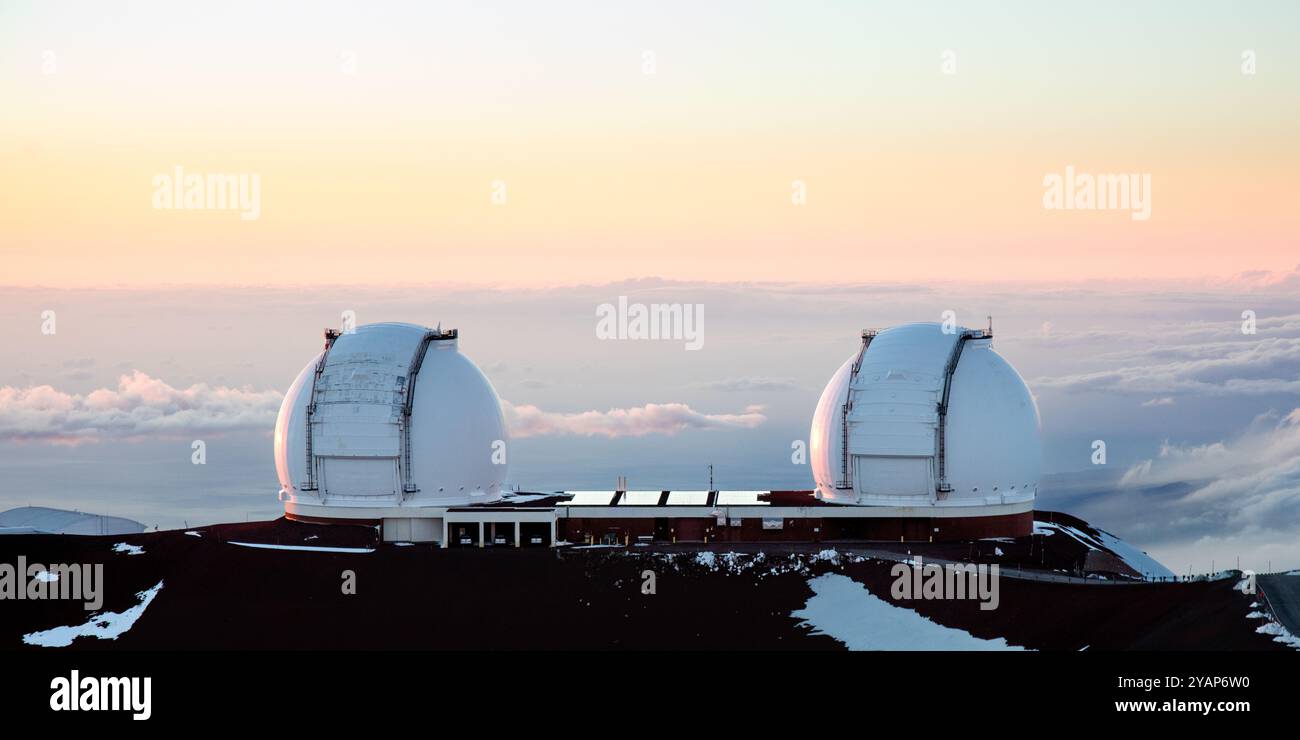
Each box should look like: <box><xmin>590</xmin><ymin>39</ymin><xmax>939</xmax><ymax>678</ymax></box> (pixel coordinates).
<box><xmin>502</xmin><ymin>400</ymin><xmax>766</xmax><ymax>438</ymax></box>
<box><xmin>2</xmin><ymin>372</ymin><xmax>768</xmax><ymax>444</ymax></box>
<box><xmin>0</xmin><ymin>371</ymin><xmax>282</xmax><ymax>445</ymax></box>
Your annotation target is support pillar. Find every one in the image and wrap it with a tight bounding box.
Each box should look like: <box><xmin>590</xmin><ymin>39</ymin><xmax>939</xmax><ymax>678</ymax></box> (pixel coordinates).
<box><xmin>478</xmin><ymin>522</ymin><xmax>484</xmax><ymax>548</ymax></box>
<box><xmin>514</xmin><ymin>521</ymin><xmax>521</xmax><ymax>548</ymax></box>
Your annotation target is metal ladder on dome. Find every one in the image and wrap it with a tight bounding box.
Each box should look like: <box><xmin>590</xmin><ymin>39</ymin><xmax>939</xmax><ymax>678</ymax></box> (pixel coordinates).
<box><xmin>935</xmin><ymin>320</ymin><xmax>991</xmax><ymax>499</ymax></box>
<box><xmin>398</xmin><ymin>329</ymin><xmax>446</xmax><ymax>497</ymax></box>
<box><xmin>301</xmin><ymin>328</ymin><xmax>343</xmax><ymax>493</ymax></box>
<box><xmin>836</xmin><ymin>329</ymin><xmax>877</xmax><ymax>490</ymax></box>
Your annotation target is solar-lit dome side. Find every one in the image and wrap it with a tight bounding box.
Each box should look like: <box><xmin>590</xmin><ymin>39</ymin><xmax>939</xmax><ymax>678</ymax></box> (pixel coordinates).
<box><xmin>274</xmin><ymin>322</ymin><xmax>509</xmax><ymax>513</ymax></box>
<box><xmin>273</xmin><ymin>349</ymin><xmax>321</xmax><ymax>501</ymax></box>
<box><xmin>809</xmin><ymin>353</ymin><xmax>856</xmax><ymax>504</ymax></box>
<box><xmin>810</xmin><ymin>322</ymin><xmax>1040</xmax><ymax>507</ymax></box>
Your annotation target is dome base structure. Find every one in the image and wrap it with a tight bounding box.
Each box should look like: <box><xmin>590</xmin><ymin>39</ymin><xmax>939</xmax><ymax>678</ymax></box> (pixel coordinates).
<box><xmin>283</xmin><ymin>488</ymin><xmax>1032</xmax><ymax>545</ymax></box>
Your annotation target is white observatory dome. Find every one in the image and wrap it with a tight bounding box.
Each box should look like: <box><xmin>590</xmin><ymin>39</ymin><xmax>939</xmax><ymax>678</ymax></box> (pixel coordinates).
<box><xmin>810</xmin><ymin>322</ymin><xmax>1040</xmax><ymax>507</ymax></box>
<box><xmin>274</xmin><ymin>322</ymin><xmax>509</xmax><ymax>512</ymax></box>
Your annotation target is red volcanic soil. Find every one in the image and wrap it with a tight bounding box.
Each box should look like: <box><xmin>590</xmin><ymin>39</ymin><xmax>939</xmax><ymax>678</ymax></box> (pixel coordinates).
<box><xmin>0</xmin><ymin>515</ymin><xmax>1283</xmax><ymax>651</ymax></box>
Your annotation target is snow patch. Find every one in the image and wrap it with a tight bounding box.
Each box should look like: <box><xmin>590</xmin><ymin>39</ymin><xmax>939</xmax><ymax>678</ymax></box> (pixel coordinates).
<box><xmin>1096</xmin><ymin>529</ymin><xmax>1175</xmax><ymax>579</ymax></box>
<box><xmin>502</xmin><ymin>492</ymin><xmax>556</xmax><ymax>503</ymax></box>
<box><xmin>1033</xmin><ymin>520</ymin><xmax>1175</xmax><ymax>579</ymax></box>
<box><xmin>184</xmin><ymin>531</ymin><xmax>201</xmax><ymax>537</ymax></box>
<box><xmin>227</xmin><ymin>541</ymin><xmax>374</xmax><ymax>553</ymax></box>
<box><xmin>792</xmin><ymin>574</ymin><xmax>1025</xmax><ymax>651</ymax></box>
<box><xmin>813</xmin><ymin>549</ymin><xmax>840</xmax><ymax>565</ymax></box>
<box><xmin>1255</xmin><ymin>620</ymin><xmax>1300</xmax><ymax>650</ymax></box>
<box><xmin>112</xmin><ymin>543</ymin><xmax>144</xmax><ymax>556</ymax></box>
<box><xmin>23</xmin><ymin>581</ymin><xmax>164</xmax><ymax>648</ymax></box>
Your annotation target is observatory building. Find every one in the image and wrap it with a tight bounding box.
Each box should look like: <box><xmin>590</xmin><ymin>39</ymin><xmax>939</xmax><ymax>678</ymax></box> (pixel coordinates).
<box><xmin>808</xmin><ymin>322</ymin><xmax>1039</xmax><ymax>536</ymax></box>
<box><xmin>274</xmin><ymin>322</ymin><xmax>538</xmax><ymax>542</ymax></box>
<box><xmin>275</xmin><ymin>321</ymin><xmax>1038</xmax><ymax>545</ymax></box>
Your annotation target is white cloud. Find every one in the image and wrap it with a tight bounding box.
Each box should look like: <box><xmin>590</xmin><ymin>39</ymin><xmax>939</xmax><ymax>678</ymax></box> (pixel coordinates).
<box><xmin>0</xmin><ymin>372</ymin><xmax>282</xmax><ymax>445</ymax></box>
<box><xmin>1120</xmin><ymin>409</ymin><xmax>1300</xmax><ymax>493</ymax></box>
<box><xmin>1</xmin><ymin>372</ymin><xmax>769</xmax><ymax>445</ymax></box>
<box><xmin>1034</xmin><ymin>335</ymin><xmax>1300</xmax><ymax>396</ymax></box>
<box><xmin>502</xmin><ymin>400</ymin><xmax>766</xmax><ymax>438</ymax></box>
<box><xmin>700</xmin><ymin>376</ymin><xmax>797</xmax><ymax>392</ymax></box>
<box><xmin>1117</xmin><ymin>409</ymin><xmax>1300</xmax><ymax>569</ymax></box>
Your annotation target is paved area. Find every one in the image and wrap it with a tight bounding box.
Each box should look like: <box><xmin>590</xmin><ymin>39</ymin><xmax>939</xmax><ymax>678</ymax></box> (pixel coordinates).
<box><xmin>1258</xmin><ymin>574</ymin><xmax>1300</xmax><ymax>635</ymax></box>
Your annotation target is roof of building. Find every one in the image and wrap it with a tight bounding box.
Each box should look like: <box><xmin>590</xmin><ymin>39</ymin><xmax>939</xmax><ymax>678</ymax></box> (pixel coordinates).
<box><xmin>487</xmin><ymin>490</ymin><xmax>829</xmax><ymax>509</ymax></box>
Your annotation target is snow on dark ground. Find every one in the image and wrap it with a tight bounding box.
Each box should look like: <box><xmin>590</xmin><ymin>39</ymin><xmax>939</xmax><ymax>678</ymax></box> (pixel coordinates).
<box><xmin>792</xmin><ymin>573</ymin><xmax>1024</xmax><ymax>650</ymax></box>
<box><xmin>0</xmin><ymin>513</ymin><xmax>1286</xmax><ymax>651</ymax></box>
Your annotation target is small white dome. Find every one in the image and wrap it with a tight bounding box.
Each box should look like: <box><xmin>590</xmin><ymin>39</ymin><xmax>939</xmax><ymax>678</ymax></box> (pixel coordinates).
<box><xmin>810</xmin><ymin>322</ymin><xmax>1040</xmax><ymax>506</ymax></box>
<box><xmin>274</xmin><ymin>322</ymin><xmax>508</xmax><ymax>510</ymax></box>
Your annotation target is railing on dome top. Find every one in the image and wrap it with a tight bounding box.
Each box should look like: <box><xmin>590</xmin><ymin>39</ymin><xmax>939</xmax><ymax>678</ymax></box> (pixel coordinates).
<box><xmin>302</xmin><ymin>328</ymin><xmax>342</xmax><ymax>493</ymax></box>
<box><xmin>935</xmin><ymin>325</ymin><xmax>991</xmax><ymax>498</ymax></box>
<box><xmin>836</xmin><ymin>329</ymin><xmax>878</xmax><ymax>490</ymax></box>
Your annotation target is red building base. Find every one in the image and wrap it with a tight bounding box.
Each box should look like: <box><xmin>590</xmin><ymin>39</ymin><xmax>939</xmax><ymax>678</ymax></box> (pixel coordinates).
<box><xmin>560</xmin><ymin>510</ymin><xmax>1032</xmax><ymax>545</ymax></box>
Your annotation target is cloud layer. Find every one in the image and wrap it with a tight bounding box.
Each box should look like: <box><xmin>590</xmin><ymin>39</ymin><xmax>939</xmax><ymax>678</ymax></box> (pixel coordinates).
<box><xmin>0</xmin><ymin>372</ymin><xmax>282</xmax><ymax>445</ymax></box>
<box><xmin>1033</xmin><ymin>317</ymin><xmax>1300</xmax><ymax>398</ymax></box>
<box><xmin>1113</xmin><ymin>408</ymin><xmax>1300</xmax><ymax>571</ymax></box>
<box><xmin>1</xmin><ymin>373</ymin><xmax>769</xmax><ymax>444</ymax></box>
<box><xmin>700</xmin><ymin>376</ymin><xmax>797</xmax><ymax>392</ymax></box>
<box><xmin>503</xmin><ymin>401</ymin><xmax>766</xmax><ymax>438</ymax></box>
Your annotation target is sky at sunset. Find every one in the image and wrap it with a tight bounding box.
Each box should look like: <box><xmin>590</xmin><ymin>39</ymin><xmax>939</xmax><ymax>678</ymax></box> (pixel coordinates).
<box><xmin>2</xmin><ymin>1</ymin><xmax>1298</xmax><ymax>286</ymax></box>
<box><xmin>1</xmin><ymin>2</ymin><xmax>1299</xmax><ymax>574</ymax></box>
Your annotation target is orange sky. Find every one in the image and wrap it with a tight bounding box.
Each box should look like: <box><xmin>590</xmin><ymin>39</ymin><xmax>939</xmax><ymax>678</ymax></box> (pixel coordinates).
<box><xmin>2</xmin><ymin>1</ymin><xmax>1297</xmax><ymax>287</ymax></box>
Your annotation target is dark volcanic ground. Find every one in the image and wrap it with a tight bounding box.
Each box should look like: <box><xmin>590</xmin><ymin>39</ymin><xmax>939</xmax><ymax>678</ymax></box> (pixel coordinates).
<box><xmin>0</xmin><ymin>515</ymin><xmax>1287</xmax><ymax>651</ymax></box>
